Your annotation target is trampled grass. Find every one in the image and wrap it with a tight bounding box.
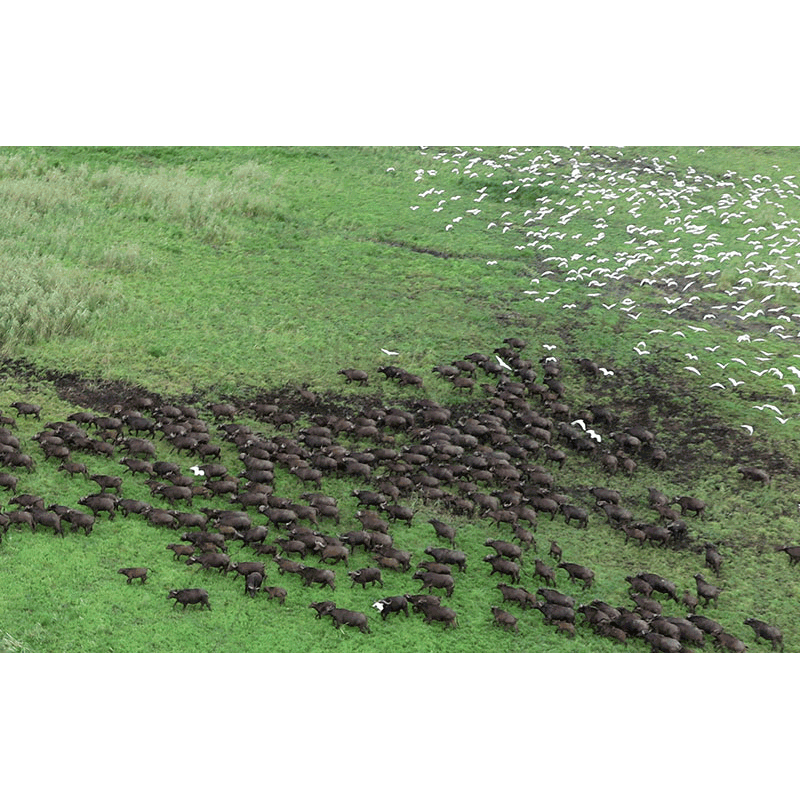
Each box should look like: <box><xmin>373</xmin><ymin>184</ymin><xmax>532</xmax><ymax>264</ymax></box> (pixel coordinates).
<box><xmin>1</xmin><ymin>145</ymin><xmax>800</xmax><ymax>653</ymax></box>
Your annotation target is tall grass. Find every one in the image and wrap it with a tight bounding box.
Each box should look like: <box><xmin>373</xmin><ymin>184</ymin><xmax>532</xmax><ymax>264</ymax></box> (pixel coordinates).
<box><xmin>0</xmin><ymin>253</ymin><xmax>124</xmax><ymax>349</ymax></box>
<box><xmin>0</xmin><ymin>628</ymin><xmax>32</xmax><ymax>653</ymax></box>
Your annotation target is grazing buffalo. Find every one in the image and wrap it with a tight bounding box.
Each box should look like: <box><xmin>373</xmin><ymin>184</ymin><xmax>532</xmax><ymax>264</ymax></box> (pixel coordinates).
<box><xmin>694</xmin><ymin>572</ymin><xmax>723</xmax><ymax>607</ymax></box>
<box><xmin>263</xmin><ymin>586</ymin><xmax>287</xmax><ymax>604</ymax></box>
<box><xmin>338</xmin><ymin>368</ymin><xmax>369</xmax><ymax>385</ymax></box>
<box><xmin>483</xmin><ymin>555</ymin><xmax>520</xmax><ymax>584</ymax></box>
<box><xmin>743</xmin><ymin>618</ymin><xmax>783</xmax><ymax>651</ymax></box>
<box><xmin>118</xmin><ymin>567</ymin><xmax>148</xmax><ymax>584</ymax></box>
<box><xmin>776</xmin><ymin>544</ymin><xmax>800</xmax><ymax>566</ymax></box>
<box><xmin>737</xmin><ymin>466</ymin><xmax>770</xmax><ymax>486</ymax></box>
<box><xmin>413</xmin><ymin>570</ymin><xmax>455</xmax><ymax>596</ymax></box>
<box><xmin>557</xmin><ymin>562</ymin><xmax>594</xmax><ymax>590</ymax></box>
<box><xmin>672</xmin><ymin>495</ymin><xmax>706</xmax><ymax>518</ymax></box>
<box><xmin>79</xmin><ymin>493</ymin><xmax>118</xmax><ymax>519</ymax></box>
<box><xmin>300</xmin><ymin>566</ymin><xmax>336</xmax><ymax>591</ymax></box>
<box><xmin>372</xmin><ymin>596</ymin><xmax>409</xmax><ymax>620</ymax></box>
<box><xmin>318</xmin><ymin>604</ymin><xmax>371</xmax><ymax>633</ymax></box>
<box><xmin>423</xmin><ymin>547</ymin><xmax>467</xmax><ymax>572</ymax></box>
<box><xmin>422</xmin><ymin>604</ymin><xmax>458</xmax><ymax>628</ymax></box>
<box><xmin>166</xmin><ymin>543</ymin><xmax>195</xmax><ymax>560</ymax></box>
<box><xmin>309</xmin><ymin>600</ymin><xmax>337</xmax><ymax>619</ymax></box>
<box><xmin>349</xmin><ymin>568</ymin><xmax>383</xmax><ymax>589</ymax></box>
<box><xmin>186</xmin><ymin>552</ymin><xmax>231</xmax><ymax>573</ymax></box>
<box><xmin>167</xmin><ymin>588</ymin><xmax>211</xmax><ymax>610</ymax></box>
<box><xmin>491</xmin><ymin>606</ymin><xmax>519</xmax><ymax>633</ymax></box>
<box><xmin>245</xmin><ymin>571</ymin><xmax>263</xmax><ymax>597</ymax></box>
<box><xmin>228</xmin><ymin>561</ymin><xmax>266</xmax><ymax>580</ymax></box>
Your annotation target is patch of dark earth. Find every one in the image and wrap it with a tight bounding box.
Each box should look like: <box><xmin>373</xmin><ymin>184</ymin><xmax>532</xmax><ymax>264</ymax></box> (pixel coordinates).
<box><xmin>2</xmin><ymin>354</ymin><xmax>794</xmax><ymax>494</ymax></box>
<box><xmin>0</xmin><ymin>356</ymin><xmax>485</xmax><ymax>432</ymax></box>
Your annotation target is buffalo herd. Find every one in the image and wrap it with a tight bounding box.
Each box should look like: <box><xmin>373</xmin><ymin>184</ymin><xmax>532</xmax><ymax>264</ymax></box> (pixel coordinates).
<box><xmin>0</xmin><ymin>337</ymin><xmax>790</xmax><ymax>652</ymax></box>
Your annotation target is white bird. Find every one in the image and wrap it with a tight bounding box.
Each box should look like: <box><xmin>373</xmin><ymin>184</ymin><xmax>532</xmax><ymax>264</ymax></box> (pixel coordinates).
<box><xmin>381</xmin><ymin>348</ymin><xmax>399</xmax><ymax>356</ymax></box>
<box><xmin>686</xmin><ymin>353</ymin><xmax>698</xmax><ymax>361</ymax></box>
<box><xmin>741</xmin><ymin>425</ymin><xmax>754</xmax><ymax>435</ymax></box>
<box><xmin>783</xmin><ymin>384</ymin><xmax>797</xmax><ymax>395</ymax></box>
<box><xmin>189</xmin><ymin>465</ymin><xmax>205</xmax><ymax>477</ymax></box>
<box><xmin>705</xmin><ymin>345</ymin><xmax>721</xmax><ymax>352</ymax></box>
<box><xmin>709</xmin><ymin>383</ymin><xmax>726</xmax><ymax>389</ymax></box>
<box><xmin>587</xmin><ymin>429</ymin><xmax>602</xmax><ymax>442</ymax></box>
<box><xmin>495</xmin><ymin>354</ymin><xmax>513</xmax><ymax>371</ymax></box>
<box><xmin>775</xmin><ymin>417</ymin><xmax>790</xmax><ymax>424</ymax></box>
<box><xmin>685</xmin><ymin>366</ymin><xmax>701</xmax><ymax>376</ymax></box>
<box><xmin>599</xmin><ymin>367</ymin><xmax>614</xmax><ymax>376</ymax></box>
<box><xmin>728</xmin><ymin>378</ymin><xmax>745</xmax><ymax>387</ymax></box>
<box><xmin>571</xmin><ymin>419</ymin><xmax>587</xmax><ymax>430</ymax></box>
<box><xmin>731</xmin><ymin>357</ymin><xmax>747</xmax><ymax>365</ymax></box>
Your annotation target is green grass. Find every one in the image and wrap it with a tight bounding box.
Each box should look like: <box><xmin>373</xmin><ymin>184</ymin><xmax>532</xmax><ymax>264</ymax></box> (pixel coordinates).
<box><xmin>1</xmin><ymin>146</ymin><xmax>800</xmax><ymax>653</ymax></box>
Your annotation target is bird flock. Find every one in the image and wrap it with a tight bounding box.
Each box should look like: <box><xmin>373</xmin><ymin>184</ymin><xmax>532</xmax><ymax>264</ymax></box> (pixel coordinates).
<box><xmin>399</xmin><ymin>146</ymin><xmax>800</xmax><ymax>435</ymax></box>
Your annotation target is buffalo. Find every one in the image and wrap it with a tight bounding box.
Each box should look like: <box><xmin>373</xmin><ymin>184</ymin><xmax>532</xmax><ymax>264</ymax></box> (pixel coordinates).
<box><xmin>413</xmin><ymin>570</ymin><xmax>455</xmax><ymax>596</ymax></box>
<box><xmin>349</xmin><ymin>568</ymin><xmax>383</xmax><ymax>589</ymax></box>
<box><xmin>245</xmin><ymin>571</ymin><xmax>263</xmax><ymax>597</ymax></box>
<box><xmin>421</xmin><ymin>604</ymin><xmax>458</xmax><ymax>627</ymax></box>
<box><xmin>300</xmin><ymin>566</ymin><xmax>336</xmax><ymax>591</ymax></box>
<box><xmin>118</xmin><ymin>567</ymin><xmax>148</xmax><ymax>584</ymax></box>
<box><xmin>167</xmin><ymin>588</ymin><xmax>211</xmax><ymax>610</ymax></box>
<box><xmin>263</xmin><ymin>586</ymin><xmax>287</xmax><ymax>605</ymax></box>
<box><xmin>318</xmin><ymin>603</ymin><xmax>371</xmax><ymax>634</ymax></box>
<box><xmin>743</xmin><ymin>618</ymin><xmax>783</xmax><ymax>651</ymax></box>
<box><xmin>372</xmin><ymin>596</ymin><xmax>409</xmax><ymax>620</ymax></box>
<box><xmin>483</xmin><ymin>555</ymin><xmax>520</xmax><ymax>584</ymax></box>
<box><xmin>491</xmin><ymin>606</ymin><xmax>519</xmax><ymax>633</ymax></box>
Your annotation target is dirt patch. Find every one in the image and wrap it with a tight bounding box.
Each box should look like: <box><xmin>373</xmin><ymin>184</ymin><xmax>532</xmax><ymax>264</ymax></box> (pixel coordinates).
<box><xmin>0</xmin><ymin>356</ymin><xmax>482</xmax><ymax>431</ymax></box>
<box><xmin>372</xmin><ymin>238</ymin><xmax>455</xmax><ymax>259</ymax></box>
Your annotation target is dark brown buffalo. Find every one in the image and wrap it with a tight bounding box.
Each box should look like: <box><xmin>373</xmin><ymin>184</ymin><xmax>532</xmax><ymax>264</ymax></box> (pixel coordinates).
<box><xmin>118</xmin><ymin>567</ymin><xmax>148</xmax><ymax>584</ymax></box>
<box><xmin>167</xmin><ymin>588</ymin><xmax>211</xmax><ymax>610</ymax></box>
<box><xmin>348</xmin><ymin>567</ymin><xmax>383</xmax><ymax>589</ymax></box>
<box><xmin>318</xmin><ymin>604</ymin><xmax>371</xmax><ymax>633</ymax></box>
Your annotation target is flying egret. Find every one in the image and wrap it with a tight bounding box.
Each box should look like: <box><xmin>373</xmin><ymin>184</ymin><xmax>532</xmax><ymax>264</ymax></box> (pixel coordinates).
<box><xmin>495</xmin><ymin>354</ymin><xmax>513</xmax><ymax>371</ymax></box>
<box><xmin>381</xmin><ymin>348</ymin><xmax>399</xmax><ymax>356</ymax></box>
<box><xmin>741</xmin><ymin>425</ymin><xmax>754</xmax><ymax>435</ymax></box>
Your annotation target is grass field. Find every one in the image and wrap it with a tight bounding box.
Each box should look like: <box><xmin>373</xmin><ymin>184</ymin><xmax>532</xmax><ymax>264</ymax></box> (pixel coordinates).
<box><xmin>1</xmin><ymin>145</ymin><xmax>800</xmax><ymax>656</ymax></box>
